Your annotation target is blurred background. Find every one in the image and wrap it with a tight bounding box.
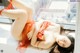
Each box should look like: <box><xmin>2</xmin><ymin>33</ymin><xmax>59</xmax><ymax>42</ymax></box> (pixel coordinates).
<box><xmin>0</xmin><ymin>0</ymin><xmax>77</xmax><ymax>30</ymax></box>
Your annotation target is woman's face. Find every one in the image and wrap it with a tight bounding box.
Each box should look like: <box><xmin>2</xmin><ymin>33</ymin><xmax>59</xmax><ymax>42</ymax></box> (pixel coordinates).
<box><xmin>56</xmin><ymin>35</ymin><xmax>71</xmax><ymax>48</ymax></box>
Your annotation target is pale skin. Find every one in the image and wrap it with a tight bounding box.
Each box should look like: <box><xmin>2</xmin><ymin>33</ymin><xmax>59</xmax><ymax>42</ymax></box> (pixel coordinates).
<box><xmin>1</xmin><ymin>0</ymin><xmax>71</xmax><ymax>49</ymax></box>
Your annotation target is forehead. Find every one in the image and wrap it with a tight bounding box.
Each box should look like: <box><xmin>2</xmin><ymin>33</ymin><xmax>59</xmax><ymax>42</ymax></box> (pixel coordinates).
<box><xmin>60</xmin><ymin>35</ymin><xmax>70</xmax><ymax>40</ymax></box>
<box><xmin>62</xmin><ymin>36</ymin><xmax>71</xmax><ymax>42</ymax></box>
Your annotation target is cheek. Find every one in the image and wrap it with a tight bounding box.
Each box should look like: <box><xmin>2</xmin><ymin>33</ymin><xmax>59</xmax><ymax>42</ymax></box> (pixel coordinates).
<box><xmin>63</xmin><ymin>40</ymin><xmax>71</xmax><ymax>48</ymax></box>
<box><xmin>57</xmin><ymin>40</ymin><xmax>64</xmax><ymax>46</ymax></box>
<box><xmin>65</xmin><ymin>40</ymin><xmax>71</xmax><ymax>47</ymax></box>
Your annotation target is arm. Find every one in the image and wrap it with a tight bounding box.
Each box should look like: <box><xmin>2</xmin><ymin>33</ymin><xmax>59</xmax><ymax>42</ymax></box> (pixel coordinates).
<box><xmin>27</xmin><ymin>24</ymin><xmax>35</xmax><ymax>40</ymax></box>
<box><xmin>31</xmin><ymin>32</ymin><xmax>55</xmax><ymax>49</ymax></box>
<box><xmin>31</xmin><ymin>20</ymin><xmax>60</xmax><ymax>49</ymax></box>
<box><xmin>31</xmin><ymin>25</ymin><xmax>55</xmax><ymax>49</ymax></box>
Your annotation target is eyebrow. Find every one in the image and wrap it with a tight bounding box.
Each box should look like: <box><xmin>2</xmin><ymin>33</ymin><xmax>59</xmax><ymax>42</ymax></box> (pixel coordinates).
<box><xmin>62</xmin><ymin>44</ymin><xmax>65</xmax><ymax>47</ymax></box>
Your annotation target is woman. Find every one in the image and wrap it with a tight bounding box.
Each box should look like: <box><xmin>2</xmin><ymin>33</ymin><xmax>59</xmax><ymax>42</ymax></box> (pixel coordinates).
<box><xmin>49</xmin><ymin>35</ymin><xmax>75</xmax><ymax>53</ymax></box>
<box><xmin>0</xmin><ymin>0</ymin><xmax>75</xmax><ymax>52</ymax></box>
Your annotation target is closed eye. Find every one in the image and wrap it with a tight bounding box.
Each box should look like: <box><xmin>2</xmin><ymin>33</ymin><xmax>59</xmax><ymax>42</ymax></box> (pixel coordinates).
<box><xmin>62</xmin><ymin>38</ymin><xmax>66</xmax><ymax>43</ymax></box>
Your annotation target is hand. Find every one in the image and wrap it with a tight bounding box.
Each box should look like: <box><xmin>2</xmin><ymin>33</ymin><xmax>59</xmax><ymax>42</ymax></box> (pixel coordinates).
<box><xmin>37</xmin><ymin>35</ymin><xmax>45</xmax><ymax>41</ymax></box>
<box><xmin>27</xmin><ymin>30</ymin><xmax>33</xmax><ymax>40</ymax></box>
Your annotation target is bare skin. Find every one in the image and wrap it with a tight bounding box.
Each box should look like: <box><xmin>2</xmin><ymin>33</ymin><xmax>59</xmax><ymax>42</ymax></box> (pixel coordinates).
<box><xmin>1</xmin><ymin>0</ymin><xmax>62</xmax><ymax>49</ymax></box>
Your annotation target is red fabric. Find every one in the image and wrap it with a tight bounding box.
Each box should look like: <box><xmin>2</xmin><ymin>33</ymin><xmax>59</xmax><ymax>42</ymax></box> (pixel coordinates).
<box><xmin>37</xmin><ymin>21</ymin><xmax>52</xmax><ymax>41</ymax></box>
<box><xmin>5</xmin><ymin>0</ymin><xmax>14</xmax><ymax>9</ymax></box>
<box><xmin>0</xmin><ymin>0</ymin><xmax>13</xmax><ymax>15</ymax></box>
<box><xmin>18</xmin><ymin>20</ymin><xmax>34</xmax><ymax>48</ymax></box>
<box><xmin>0</xmin><ymin>9</ymin><xmax>3</xmax><ymax>15</ymax></box>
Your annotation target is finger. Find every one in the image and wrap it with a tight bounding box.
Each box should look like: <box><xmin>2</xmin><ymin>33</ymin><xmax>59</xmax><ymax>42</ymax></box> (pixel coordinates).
<box><xmin>28</xmin><ymin>37</ymin><xmax>31</xmax><ymax>40</ymax></box>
